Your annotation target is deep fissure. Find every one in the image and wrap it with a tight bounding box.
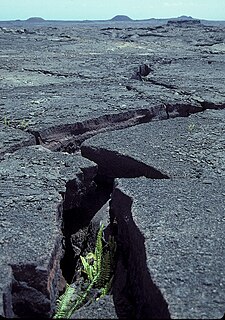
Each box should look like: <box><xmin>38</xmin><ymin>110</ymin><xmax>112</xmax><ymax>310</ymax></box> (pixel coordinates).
<box><xmin>5</xmin><ymin>105</ymin><xmax>224</xmax><ymax>318</ymax></box>
<box><xmin>27</xmin><ymin>103</ymin><xmax>225</xmax><ymax>155</ymax></box>
<box><xmin>55</xmin><ymin>104</ymin><xmax>224</xmax><ymax>318</ymax></box>
<box><xmin>58</xmin><ymin>158</ymin><xmax>172</xmax><ymax>319</ymax></box>
<box><xmin>60</xmin><ymin>174</ymin><xmax>114</xmax><ymax>284</ymax></box>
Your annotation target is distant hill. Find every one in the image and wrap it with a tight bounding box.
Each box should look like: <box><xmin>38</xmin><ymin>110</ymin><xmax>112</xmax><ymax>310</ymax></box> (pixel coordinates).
<box><xmin>110</xmin><ymin>15</ymin><xmax>132</xmax><ymax>22</ymax></box>
<box><xmin>167</xmin><ymin>16</ymin><xmax>201</xmax><ymax>26</ymax></box>
<box><xmin>1</xmin><ymin>15</ymin><xmax>225</xmax><ymax>27</ymax></box>
<box><xmin>170</xmin><ymin>15</ymin><xmax>195</xmax><ymax>21</ymax></box>
<box><xmin>26</xmin><ymin>17</ymin><xmax>45</xmax><ymax>23</ymax></box>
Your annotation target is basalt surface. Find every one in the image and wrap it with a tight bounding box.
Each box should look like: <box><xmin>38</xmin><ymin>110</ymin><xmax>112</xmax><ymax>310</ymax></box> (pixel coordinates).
<box><xmin>0</xmin><ymin>145</ymin><xmax>97</xmax><ymax>317</ymax></box>
<box><xmin>111</xmin><ymin>177</ymin><xmax>225</xmax><ymax>319</ymax></box>
<box><xmin>81</xmin><ymin>109</ymin><xmax>225</xmax><ymax>318</ymax></box>
<box><xmin>81</xmin><ymin>109</ymin><xmax>225</xmax><ymax>180</ymax></box>
<box><xmin>0</xmin><ymin>20</ymin><xmax>225</xmax><ymax>318</ymax></box>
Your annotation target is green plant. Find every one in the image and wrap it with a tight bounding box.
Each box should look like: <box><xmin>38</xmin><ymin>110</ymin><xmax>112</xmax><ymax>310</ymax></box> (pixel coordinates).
<box><xmin>54</xmin><ymin>284</ymin><xmax>76</xmax><ymax>319</ymax></box>
<box><xmin>80</xmin><ymin>223</ymin><xmax>104</xmax><ymax>283</ymax></box>
<box><xmin>18</xmin><ymin>119</ymin><xmax>29</xmax><ymax>130</ymax></box>
<box><xmin>2</xmin><ymin>116</ymin><xmax>29</xmax><ymax>130</ymax></box>
<box><xmin>54</xmin><ymin>223</ymin><xmax>116</xmax><ymax>319</ymax></box>
<box><xmin>54</xmin><ymin>278</ymin><xmax>98</xmax><ymax>319</ymax></box>
<box><xmin>79</xmin><ymin>223</ymin><xmax>116</xmax><ymax>294</ymax></box>
<box><xmin>3</xmin><ymin>116</ymin><xmax>11</xmax><ymax>126</ymax></box>
<box><xmin>188</xmin><ymin>123</ymin><xmax>196</xmax><ymax>132</ymax></box>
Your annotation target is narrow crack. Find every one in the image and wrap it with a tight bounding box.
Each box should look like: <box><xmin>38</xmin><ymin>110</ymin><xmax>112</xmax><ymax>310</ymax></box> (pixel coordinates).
<box><xmin>23</xmin><ymin>68</ymin><xmax>89</xmax><ymax>79</ymax></box>
<box><xmin>144</xmin><ymin>78</ymin><xmax>178</xmax><ymax>90</ymax></box>
<box><xmin>29</xmin><ymin>109</ymin><xmax>157</xmax><ymax>153</ymax></box>
<box><xmin>199</xmin><ymin>100</ymin><xmax>225</xmax><ymax>110</ymax></box>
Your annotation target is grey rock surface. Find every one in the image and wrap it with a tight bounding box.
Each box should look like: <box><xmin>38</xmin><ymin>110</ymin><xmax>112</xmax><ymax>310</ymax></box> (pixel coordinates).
<box><xmin>1</xmin><ymin>22</ymin><xmax>225</xmax><ymax>152</ymax></box>
<box><xmin>0</xmin><ymin>145</ymin><xmax>97</xmax><ymax>317</ymax></box>
<box><xmin>81</xmin><ymin>109</ymin><xmax>225</xmax><ymax>318</ymax></box>
<box><xmin>81</xmin><ymin>109</ymin><xmax>225</xmax><ymax>180</ymax></box>
<box><xmin>1</xmin><ymin>20</ymin><xmax>225</xmax><ymax>318</ymax></box>
<box><xmin>111</xmin><ymin>178</ymin><xmax>225</xmax><ymax>319</ymax></box>
<box><xmin>71</xmin><ymin>295</ymin><xmax>118</xmax><ymax>319</ymax></box>
<box><xmin>0</xmin><ymin>124</ymin><xmax>35</xmax><ymax>160</ymax></box>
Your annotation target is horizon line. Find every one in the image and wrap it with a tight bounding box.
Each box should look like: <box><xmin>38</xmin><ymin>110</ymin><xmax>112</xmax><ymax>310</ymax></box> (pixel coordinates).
<box><xmin>1</xmin><ymin>15</ymin><xmax>225</xmax><ymax>22</ymax></box>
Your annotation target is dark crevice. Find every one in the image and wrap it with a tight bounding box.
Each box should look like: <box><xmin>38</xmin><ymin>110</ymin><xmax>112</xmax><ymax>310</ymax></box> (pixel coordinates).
<box><xmin>110</xmin><ymin>187</ymin><xmax>171</xmax><ymax>319</ymax></box>
<box><xmin>200</xmin><ymin>100</ymin><xmax>225</xmax><ymax>110</ymax></box>
<box><xmin>27</xmin><ymin>129</ymin><xmax>42</xmax><ymax>145</ymax></box>
<box><xmin>58</xmin><ymin>162</ymin><xmax>170</xmax><ymax>319</ymax></box>
<box><xmin>21</xmin><ymin>102</ymin><xmax>225</xmax><ymax>156</ymax></box>
<box><xmin>23</xmin><ymin>68</ymin><xmax>90</xmax><ymax>79</ymax></box>
<box><xmin>35</xmin><ymin>109</ymin><xmax>158</xmax><ymax>152</ymax></box>
<box><xmin>81</xmin><ymin>146</ymin><xmax>170</xmax><ymax>179</ymax></box>
<box><xmin>164</xmin><ymin>102</ymin><xmax>203</xmax><ymax>118</ymax></box>
<box><xmin>144</xmin><ymin>78</ymin><xmax>178</xmax><ymax>90</ymax></box>
<box><xmin>60</xmin><ymin>173</ymin><xmax>114</xmax><ymax>284</ymax></box>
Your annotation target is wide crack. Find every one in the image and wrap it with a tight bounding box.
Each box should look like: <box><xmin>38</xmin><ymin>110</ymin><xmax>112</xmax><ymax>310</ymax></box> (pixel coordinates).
<box><xmin>60</xmin><ymin>174</ymin><xmax>114</xmax><ymax>284</ymax></box>
<box><xmin>110</xmin><ymin>187</ymin><xmax>171</xmax><ymax>319</ymax></box>
<box><xmin>3</xmin><ymin>104</ymin><xmax>224</xmax><ymax>318</ymax></box>
<box><xmin>56</xmin><ymin>105</ymin><xmax>225</xmax><ymax>318</ymax></box>
<box><xmin>58</xmin><ymin>168</ymin><xmax>171</xmax><ymax>319</ymax></box>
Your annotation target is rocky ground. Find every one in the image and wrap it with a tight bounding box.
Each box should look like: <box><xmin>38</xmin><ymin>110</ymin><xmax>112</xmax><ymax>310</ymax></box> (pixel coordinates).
<box><xmin>0</xmin><ymin>19</ymin><xmax>225</xmax><ymax>318</ymax></box>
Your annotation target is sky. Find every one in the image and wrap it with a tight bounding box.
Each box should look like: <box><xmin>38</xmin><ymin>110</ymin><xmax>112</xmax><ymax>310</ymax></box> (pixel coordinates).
<box><xmin>1</xmin><ymin>0</ymin><xmax>225</xmax><ymax>21</ymax></box>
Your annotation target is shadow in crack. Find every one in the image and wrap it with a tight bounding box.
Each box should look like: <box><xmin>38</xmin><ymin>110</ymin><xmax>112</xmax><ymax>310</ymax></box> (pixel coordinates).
<box><xmin>110</xmin><ymin>188</ymin><xmax>171</xmax><ymax>319</ymax></box>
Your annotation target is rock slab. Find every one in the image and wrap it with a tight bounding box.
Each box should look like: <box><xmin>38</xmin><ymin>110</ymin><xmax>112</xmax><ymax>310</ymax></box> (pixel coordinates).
<box><xmin>81</xmin><ymin>109</ymin><xmax>225</xmax><ymax>180</ymax></box>
<box><xmin>111</xmin><ymin>177</ymin><xmax>225</xmax><ymax>319</ymax></box>
<box><xmin>0</xmin><ymin>145</ymin><xmax>97</xmax><ymax>317</ymax></box>
<box><xmin>81</xmin><ymin>109</ymin><xmax>225</xmax><ymax>318</ymax></box>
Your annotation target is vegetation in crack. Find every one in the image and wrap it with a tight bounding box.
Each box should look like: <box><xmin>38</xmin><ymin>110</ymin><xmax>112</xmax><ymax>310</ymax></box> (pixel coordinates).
<box><xmin>1</xmin><ymin>115</ymin><xmax>30</xmax><ymax>130</ymax></box>
<box><xmin>53</xmin><ymin>223</ymin><xmax>117</xmax><ymax>319</ymax></box>
<box><xmin>60</xmin><ymin>174</ymin><xmax>114</xmax><ymax>284</ymax></box>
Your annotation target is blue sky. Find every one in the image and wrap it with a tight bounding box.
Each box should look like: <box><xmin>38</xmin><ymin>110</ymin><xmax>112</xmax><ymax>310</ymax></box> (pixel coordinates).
<box><xmin>1</xmin><ymin>0</ymin><xmax>225</xmax><ymax>21</ymax></box>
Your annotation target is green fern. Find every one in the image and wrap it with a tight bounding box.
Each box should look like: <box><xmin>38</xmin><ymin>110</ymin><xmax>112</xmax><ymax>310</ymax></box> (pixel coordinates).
<box><xmin>94</xmin><ymin>222</ymin><xmax>104</xmax><ymax>278</ymax></box>
<box><xmin>53</xmin><ymin>223</ymin><xmax>116</xmax><ymax>319</ymax></box>
<box><xmin>97</xmin><ymin>250</ymin><xmax>110</xmax><ymax>288</ymax></box>
<box><xmin>66</xmin><ymin>274</ymin><xmax>99</xmax><ymax>318</ymax></box>
<box><xmin>80</xmin><ymin>253</ymin><xmax>95</xmax><ymax>282</ymax></box>
<box><xmin>99</xmin><ymin>276</ymin><xmax>114</xmax><ymax>298</ymax></box>
<box><xmin>80</xmin><ymin>223</ymin><xmax>104</xmax><ymax>284</ymax></box>
<box><xmin>53</xmin><ymin>284</ymin><xmax>76</xmax><ymax>319</ymax></box>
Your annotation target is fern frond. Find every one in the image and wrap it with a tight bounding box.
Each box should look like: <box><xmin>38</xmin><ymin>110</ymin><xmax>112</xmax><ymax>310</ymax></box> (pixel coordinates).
<box><xmin>54</xmin><ymin>284</ymin><xmax>76</xmax><ymax>319</ymax></box>
<box><xmin>97</xmin><ymin>250</ymin><xmax>111</xmax><ymax>288</ymax></box>
<box><xmin>95</xmin><ymin>223</ymin><xmax>104</xmax><ymax>276</ymax></box>
<box><xmin>80</xmin><ymin>255</ymin><xmax>95</xmax><ymax>282</ymax></box>
<box><xmin>100</xmin><ymin>276</ymin><xmax>114</xmax><ymax>298</ymax></box>
<box><xmin>66</xmin><ymin>274</ymin><xmax>98</xmax><ymax>318</ymax></box>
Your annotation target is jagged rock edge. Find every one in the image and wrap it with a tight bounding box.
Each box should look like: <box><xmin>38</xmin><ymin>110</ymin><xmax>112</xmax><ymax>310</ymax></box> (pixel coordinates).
<box><xmin>110</xmin><ymin>186</ymin><xmax>171</xmax><ymax>319</ymax></box>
